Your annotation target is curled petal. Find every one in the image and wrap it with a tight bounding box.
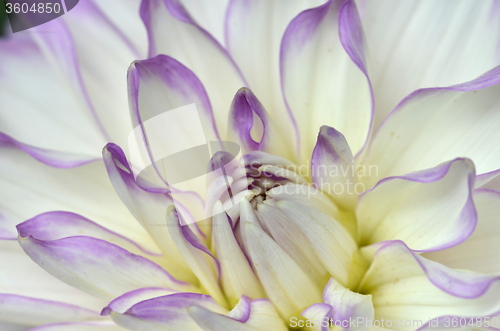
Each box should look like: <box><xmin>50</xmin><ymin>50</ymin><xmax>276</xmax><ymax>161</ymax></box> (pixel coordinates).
<box><xmin>424</xmin><ymin>189</ymin><xmax>500</xmax><ymax>274</ymax></box>
<box><xmin>189</xmin><ymin>296</ymin><xmax>289</xmax><ymax>331</ymax></box>
<box><xmin>302</xmin><ymin>278</ymin><xmax>374</xmax><ymax>331</ymax></box>
<box><xmin>300</xmin><ymin>303</ymin><xmax>332</xmax><ymax>331</ymax></box>
<box><xmin>189</xmin><ymin>296</ymin><xmax>288</xmax><ymax>331</ymax></box>
<box><xmin>140</xmin><ymin>0</ymin><xmax>246</xmax><ymax>139</ymax></box>
<box><xmin>228</xmin><ymin>88</ymin><xmax>290</xmax><ymax>159</ymax></box>
<box><xmin>226</xmin><ymin>295</ymin><xmax>251</xmax><ymax>322</ymax></box>
<box><xmin>358</xmin><ymin>240</ymin><xmax>500</xmax><ymax>324</ymax></box>
<box><xmin>356</xmin><ymin>158</ymin><xmax>476</xmax><ymax>252</ymax></box>
<box><xmin>226</xmin><ymin>0</ymin><xmax>326</xmax><ymax>149</ymax></box>
<box><xmin>243</xmin><ymin>299</ymin><xmax>288</xmax><ymax>330</ymax></box>
<box><xmin>188</xmin><ymin>306</ymin><xmax>254</xmax><ymax>331</ymax></box>
<box><xmin>128</xmin><ymin>54</ymin><xmax>219</xmax><ymax>143</ymax></box>
<box><xmin>322</xmin><ymin>278</ymin><xmax>374</xmax><ymax>329</ymax></box>
<box><xmin>127</xmin><ymin>54</ymin><xmax>222</xmax><ymax>188</ymax></box>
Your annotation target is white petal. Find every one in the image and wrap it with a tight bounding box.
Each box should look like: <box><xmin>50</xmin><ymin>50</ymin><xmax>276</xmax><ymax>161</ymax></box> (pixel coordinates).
<box><xmin>358</xmin><ymin>241</ymin><xmax>500</xmax><ymax>326</ymax></box>
<box><xmin>141</xmin><ymin>0</ymin><xmax>246</xmax><ymax>139</ymax></box>
<box><xmin>16</xmin><ymin>211</ymin><xmax>162</xmax><ymax>263</ymax></box>
<box><xmin>322</xmin><ymin>278</ymin><xmax>374</xmax><ymax>331</ymax></box>
<box><xmin>28</xmin><ymin>321</ymin><xmax>125</xmax><ymax>331</ymax></box>
<box><xmin>226</xmin><ymin>0</ymin><xmax>326</xmax><ymax>149</ymax></box>
<box><xmin>0</xmin><ymin>321</ymin><xmax>30</xmax><ymax>331</ymax></box>
<box><xmin>212</xmin><ymin>202</ymin><xmax>265</xmax><ymax>306</ymax></box>
<box><xmin>281</xmin><ymin>0</ymin><xmax>372</xmax><ymax>160</ymax></box>
<box><xmin>61</xmin><ymin>0</ymin><xmax>147</xmax><ymax>150</ymax></box>
<box><xmin>360</xmin><ymin>0</ymin><xmax>500</xmax><ymax>129</ymax></box>
<box><xmin>362</xmin><ymin>67</ymin><xmax>500</xmax><ymax>187</ymax></box>
<box><xmin>0</xmin><ymin>294</ymin><xmax>101</xmax><ymax>327</ymax></box>
<box><xmin>228</xmin><ymin>88</ymin><xmax>291</xmax><ymax>159</ymax></box>
<box><xmin>423</xmin><ymin>189</ymin><xmax>500</xmax><ymax>274</ymax></box>
<box><xmin>311</xmin><ymin>125</ymin><xmax>357</xmax><ymax>210</ymax></box>
<box><xmin>103</xmin><ymin>144</ymin><xmax>195</xmax><ymax>282</ymax></box>
<box><xmin>0</xmin><ymin>240</ymin><xmax>105</xmax><ymax>313</ymax></box>
<box><xmin>107</xmin><ymin>292</ymin><xmax>227</xmax><ymax>331</ymax></box>
<box><xmin>257</xmin><ymin>165</ymin><xmax>308</xmax><ymax>186</ymax></box>
<box><xmin>479</xmin><ymin>172</ymin><xmax>500</xmax><ymax>192</ymax></box>
<box><xmin>266</xmin><ymin>184</ymin><xmax>340</xmax><ymax>222</ymax></box>
<box><xmin>300</xmin><ymin>303</ymin><xmax>332</xmax><ymax>331</ymax></box>
<box><xmin>18</xmin><ymin>234</ymin><xmax>197</xmax><ymax>301</ymax></box>
<box><xmin>241</xmin><ymin>221</ymin><xmax>322</xmax><ymax>321</ymax></box>
<box><xmin>356</xmin><ymin>159</ymin><xmax>476</xmax><ymax>252</ymax></box>
<box><xmin>255</xmin><ymin>201</ymin><xmax>329</xmax><ymax>285</ymax></box>
<box><xmin>244</xmin><ymin>299</ymin><xmax>288</xmax><ymax>331</ymax></box>
<box><xmin>0</xmin><ymin>147</ymin><xmax>152</xmax><ymax>250</ymax></box>
<box><xmin>180</xmin><ymin>0</ymin><xmax>228</xmax><ymax>45</ymax></box>
<box><xmin>86</xmin><ymin>0</ymin><xmax>147</xmax><ymax>57</ymax></box>
<box><xmin>275</xmin><ymin>199</ymin><xmax>357</xmax><ymax>287</ymax></box>
<box><xmin>128</xmin><ymin>55</ymin><xmax>220</xmax><ymax>144</ymax></box>
<box><xmin>190</xmin><ymin>298</ymin><xmax>289</xmax><ymax>331</ymax></box>
<box><xmin>102</xmin><ymin>288</ymin><xmax>177</xmax><ymax>315</ymax></box>
<box><xmin>189</xmin><ymin>306</ymin><xmax>254</xmax><ymax>331</ymax></box>
<box><xmin>166</xmin><ymin>207</ymin><xmax>227</xmax><ymax>308</ymax></box>
<box><xmin>0</xmin><ymin>34</ymin><xmax>106</xmax><ymax>160</ymax></box>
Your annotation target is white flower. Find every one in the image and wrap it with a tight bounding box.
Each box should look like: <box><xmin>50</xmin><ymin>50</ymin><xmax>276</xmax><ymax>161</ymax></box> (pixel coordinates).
<box><xmin>0</xmin><ymin>0</ymin><xmax>500</xmax><ymax>330</ymax></box>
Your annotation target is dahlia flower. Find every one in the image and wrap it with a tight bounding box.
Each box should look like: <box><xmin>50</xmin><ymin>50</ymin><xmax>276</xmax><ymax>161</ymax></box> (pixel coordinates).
<box><xmin>1</xmin><ymin>0</ymin><xmax>500</xmax><ymax>330</ymax></box>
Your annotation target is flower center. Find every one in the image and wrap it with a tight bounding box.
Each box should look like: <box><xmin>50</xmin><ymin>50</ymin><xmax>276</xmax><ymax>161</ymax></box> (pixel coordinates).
<box><xmin>247</xmin><ymin>170</ymin><xmax>288</xmax><ymax>208</ymax></box>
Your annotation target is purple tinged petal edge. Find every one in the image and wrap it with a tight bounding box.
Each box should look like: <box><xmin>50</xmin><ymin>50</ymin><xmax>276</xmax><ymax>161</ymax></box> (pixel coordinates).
<box><xmin>0</xmin><ymin>293</ymin><xmax>101</xmax><ymax>319</ymax></box>
<box><xmin>372</xmin><ymin>66</ymin><xmax>500</xmax><ymax>146</ymax></box>
<box><xmin>338</xmin><ymin>0</ymin><xmax>374</xmax><ymax>159</ymax></box>
<box><xmin>358</xmin><ymin>158</ymin><xmax>478</xmax><ymax>253</ymax></box>
<box><xmin>368</xmin><ymin>240</ymin><xmax>500</xmax><ymax>299</ymax></box>
<box><xmin>139</xmin><ymin>0</ymin><xmax>248</xmax><ymax>85</ymax></box>
<box><xmin>0</xmin><ymin>132</ymin><xmax>100</xmax><ymax>168</ymax></box>
<box><xmin>279</xmin><ymin>1</ymin><xmax>332</xmax><ymax>156</ymax></box>
<box><xmin>16</xmin><ymin>211</ymin><xmax>162</xmax><ymax>256</ymax></box>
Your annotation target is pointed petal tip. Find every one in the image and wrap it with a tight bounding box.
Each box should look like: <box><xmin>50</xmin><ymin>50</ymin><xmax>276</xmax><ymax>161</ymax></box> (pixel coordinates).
<box><xmin>316</xmin><ymin>126</ymin><xmax>350</xmax><ymax>150</ymax></box>
<box><xmin>318</xmin><ymin>125</ymin><xmax>343</xmax><ymax>137</ymax></box>
<box><xmin>100</xmin><ymin>307</ymin><xmax>112</xmax><ymax>316</ymax></box>
<box><xmin>236</xmin><ymin>86</ymin><xmax>251</xmax><ymax>95</ymax></box>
